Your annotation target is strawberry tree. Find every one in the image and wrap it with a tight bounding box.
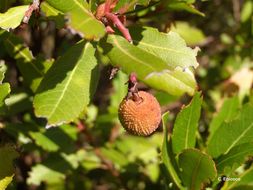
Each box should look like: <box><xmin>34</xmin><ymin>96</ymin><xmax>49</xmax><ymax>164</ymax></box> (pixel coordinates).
<box><xmin>0</xmin><ymin>0</ymin><xmax>253</xmax><ymax>190</ymax></box>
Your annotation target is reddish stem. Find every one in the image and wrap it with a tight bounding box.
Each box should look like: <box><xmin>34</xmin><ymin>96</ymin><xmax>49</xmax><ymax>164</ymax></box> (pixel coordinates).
<box><xmin>126</xmin><ymin>73</ymin><xmax>142</xmax><ymax>103</ymax></box>
<box><xmin>77</xmin><ymin>121</ymin><xmax>85</xmax><ymax>132</ymax></box>
<box><xmin>106</xmin><ymin>25</ymin><xmax>115</xmax><ymax>34</ymax></box>
<box><xmin>23</xmin><ymin>0</ymin><xmax>40</xmax><ymax>23</ymax></box>
<box><xmin>105</xmin><ymin>12</ymin><xmax>132</xmax><ymax>42</ymax></box>
<box><xmin>104</xmin><ymin>0</ymin><xmax>112</xmax><ymax>14</ymax></box>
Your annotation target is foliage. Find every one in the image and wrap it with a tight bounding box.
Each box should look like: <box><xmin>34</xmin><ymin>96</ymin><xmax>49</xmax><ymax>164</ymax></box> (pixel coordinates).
<box><xmin>0</xmin><ymin>145</ymin><xmax>19</xmax><ymax>189</ymax></box>
<box><xmin>0</xmin><ymin>0</ymin><xmax>252</xmax><ymax>190</ymax></box>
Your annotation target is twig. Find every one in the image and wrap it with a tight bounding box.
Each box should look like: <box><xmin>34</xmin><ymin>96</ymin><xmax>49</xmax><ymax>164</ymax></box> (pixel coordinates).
<box><xmin>23</xmin><ymin>0</ymin><xmax>40</xmax><ymax>23</ymax></box>
<box><xmin>104</xmin><ymin>0</ymin><xmax>112</xmax><ymax>14</ymax></box>
<box><xmin>105</xmin><ymin>12</ymin><xmax>132</xmax><ymax>42</ymax></box>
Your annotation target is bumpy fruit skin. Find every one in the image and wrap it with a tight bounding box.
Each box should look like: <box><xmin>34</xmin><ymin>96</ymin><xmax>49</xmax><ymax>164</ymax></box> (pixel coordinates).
<box><xmin>118</xmin><ymin>91</ymin><xmax>161</xmax><ymax>136</ymax></box>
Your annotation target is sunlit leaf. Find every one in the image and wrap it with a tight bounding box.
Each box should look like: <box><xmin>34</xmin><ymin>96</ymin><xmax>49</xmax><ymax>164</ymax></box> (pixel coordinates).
<box><xmin>0</xmin><ymin>83</ymin><xmax>10</xmax><ymax>112</ymax></box>
<box><xmin>131</xmin><ymin>27</ymin><xmax>199</xmax><ymax>69</ymax></box>
<box><xmin>241</xmin><ymin>0</ymin><xmax>253</xmax><ymax>23</ymax></box>
<box><xmin>0</xmin><ymin>5</ymin><xmax>28</xmax><ymax>30</ymax></box>
<box><xmin>102</xmin><ymin>34</ymin><xmax>197</xmax><ymax>96</ymax></box>
<box><xmin>4</xmin><ymin>91</ymin><xmax>32</xmax><ymax>116</ymax></box>
<box><xmin>34</xmin><ymin>41</ymin><xmax>99</xmax><ymax>126</ymax></box>
<box><xmin>40</xmin><ymin>2</ymin><xmax>65</xmax><ymax>29</ymax></box>
<box><xmin>45</xmin><ymin>0</ymin><xmax>105</xmax><ymax>39</ymax></box>
<box><xmin>28</xmin><ymin>164</ymin><xmax>65</xmax><ymax>185</ymax></box>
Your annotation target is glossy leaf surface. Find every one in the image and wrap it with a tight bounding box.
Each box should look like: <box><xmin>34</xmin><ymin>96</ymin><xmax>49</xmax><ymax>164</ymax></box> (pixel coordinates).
<box><xmin>34</xmin><ymin>41</ymin><xmax>99</xmax><ymax>126</ymax></box>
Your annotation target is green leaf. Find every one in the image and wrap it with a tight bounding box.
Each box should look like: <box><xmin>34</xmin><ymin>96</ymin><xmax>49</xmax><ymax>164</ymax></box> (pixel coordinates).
<box><xmin>0</xmin><ymin>62</ymin><xmax>10</xmax><ymax>114</ymax></box>
<box><xmin>45</xmin><ymin>0</ymin><xmax>105</xmax><ymax>40</ymax></box>
<box><xmin>40</xmin><ymin>2</ymin><xmax>65</xmax><ymax>29</ymax></box>
<box><xmin>167</xmin><ymin>1</ymin><xmax>204</xmax><ymax>17</ymax></box>
<box><xmin>172</xmin><ymin>92</ymin><xmax>202</xmax><ymax>154</ymax></box>
<box><xmin>228</xmin><ymin>167</ymin><xmax>253</xmax><ymax>190</ymax></box>
<box><xmin>27</xmin><ymin>164</ymin><xmax>65</xmax><ymax>185</ymax></box>
<box><xmin>88</xmin><ymin>0</ymin><xmax>98</xmax><ymax>12</ymax></box>
<box><xmin>34</xmin><ymin>41</ymin><xmax>99</xmax><ymax>127</ymax></box>
<box><xmin>114</xmin><ymin>0</ymin><xmax>150</xmax><ymax>13</ymax></box>
<box><xmin>216</xmin><ymin>143</ymin><xmax>253</xmax><ymax>174</ymax></box>
<box><xmin>241</xmin><ymin>0</ymin><xmax>253</xmax><ymax>23</ymax></box>
<box><xmin>4</xmin><ymin>33</ymin><xmax>52</xmax><ymax>92</ymax></box>
<box><xmin>208</xmin><ymin>96</ymin><xmax>240</xmax><ymax>143</ymax></box>
<box><xmin>161</xmin><ymin>112</ymin><xmax>184</xmax><ymax>189</ymax></box>
<box><xmin>0</xmin><ymin>5</ymin><xmax>29</xmax><ymax>30</ymax></box>
<box><xmin>102</xmin><ymin>34</ymin><xmax>197</xmax><ymax>96</ymax></box>
<box><xmin>146</xmin><ymin>163</ymin><xmax>160</xmax><ymax>183</ymax></box>
<box><xmin>29</xmin><ymin>124</ymin><xmax>78</xmax><ymax>152</ymax></box>
<box><xmin>131</xmin><ymin>27</ymin><xmax>199</xmax><ymax>69</ymax></box>
<box><xmin>178</xmin><ymin>149</ymin><xmax>216</xmax><ymax>190</ymax></box>
<box><xmin>0</xmin><ymin>145</ymin><xmax>19</xmax><ymax>190</ymax></box>
<box><xmin>115</xmin><ymin>135</ymin><xmax>161</xmax><ymax>164</ymax></box>
<box><xmin>100</xmin><ymin>134</ymin><xmax>161</xmax><ymax>172</ymax></box>
<box><xmin>28</xmin><ymin>153</ymin><xmax>83</xmax><ymax>185</ymax></box>
<box><xmin>4</xmin><ymin>91</ymin><xmax>32</xmax><ymax>116</ymax></box>
<box><xmin>3</xmin><ymin>123</ymin><xmax>37</xmax><ymax>144</ymax></box>
<box><xmin>170</xmin><ymin>21</ymin><xmax>206</xmax><ymax>46</ymax></box>
<box><xmin>78</xmin><ymin>150</ymin><xmax>101</xmax><ymax>171</ymax></box>
<box><xmin>0</xmin><ymin>83</ymin><xmax>10</xmax><ymax>109</ymax></box>
<box><xmin>154</xmin><ymin>91</ymin><xmax>179</xmax><ymax>106</ymax></box>
<box><xmin>100</xmin><ymin>148</ymin><xmax>128</xmax><ymax>168</ymax></box>
<box><xmin>108</xmin><ymin>71</ymin><xmax>128</xmax><ymax>115</ymax></box>
<box><xmin>207</xmin><ymin>103</ymin><xmax>253</xmax><ymax>158</ymax></box>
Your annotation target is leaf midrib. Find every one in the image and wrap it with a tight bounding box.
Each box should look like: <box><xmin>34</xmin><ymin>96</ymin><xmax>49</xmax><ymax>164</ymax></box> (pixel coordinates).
<box><xmin>224</xmin><ymin>122</ymin><xmax>253</xmax><ymax>154</ymax></box>
<box><xmin>217</xmin><ymin>147</ymin><xmax>253</xmax><ymax>167</ymax></box>
<box><xmin>43</xmin><ymin>2</ymin><xmax>62</xmax><ymax>15</ymax></box>
<box><xmin>72</xmin><ymin>0</ymin><xmax>92</xmax><ymax>16</ymax></box>
<box><xmin>184</xmin><ymin>102</ymin><xmax>194</xmax><ymax>149</ymax></box>
<box><xmin>135</xmin><ymin>40</ymin><xmax>193</xmax><ymax>57</ymax></box>
<box><xmin>111</xmin><ymin>35</ymin><xmax>160</xmax><ymax>72</ymax></box>
<box><xmin>47</xmin><ymin>43</ymin><xmax>89</xmax><ymax>122</ymax></box>
<box><xmin>112</xmin><ymin>36</ymin><xmax>195</xmax><ymax>92</ymax></box>
<box><xmin>5</xmin><ymin>38</ymin><xmax>43</xmax><ymax>76</ymax></box>
<box><xmin>190</xmin><ymin>154</ymin><xmax>203</xmax><ymax>190</ymax></box>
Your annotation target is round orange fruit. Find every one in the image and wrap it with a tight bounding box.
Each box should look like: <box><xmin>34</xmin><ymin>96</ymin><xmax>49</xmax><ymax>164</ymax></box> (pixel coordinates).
<box><xmin>118</xmin><ymin>91</ymin><xmax>161</xmax><ymax>136</ymax></box>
